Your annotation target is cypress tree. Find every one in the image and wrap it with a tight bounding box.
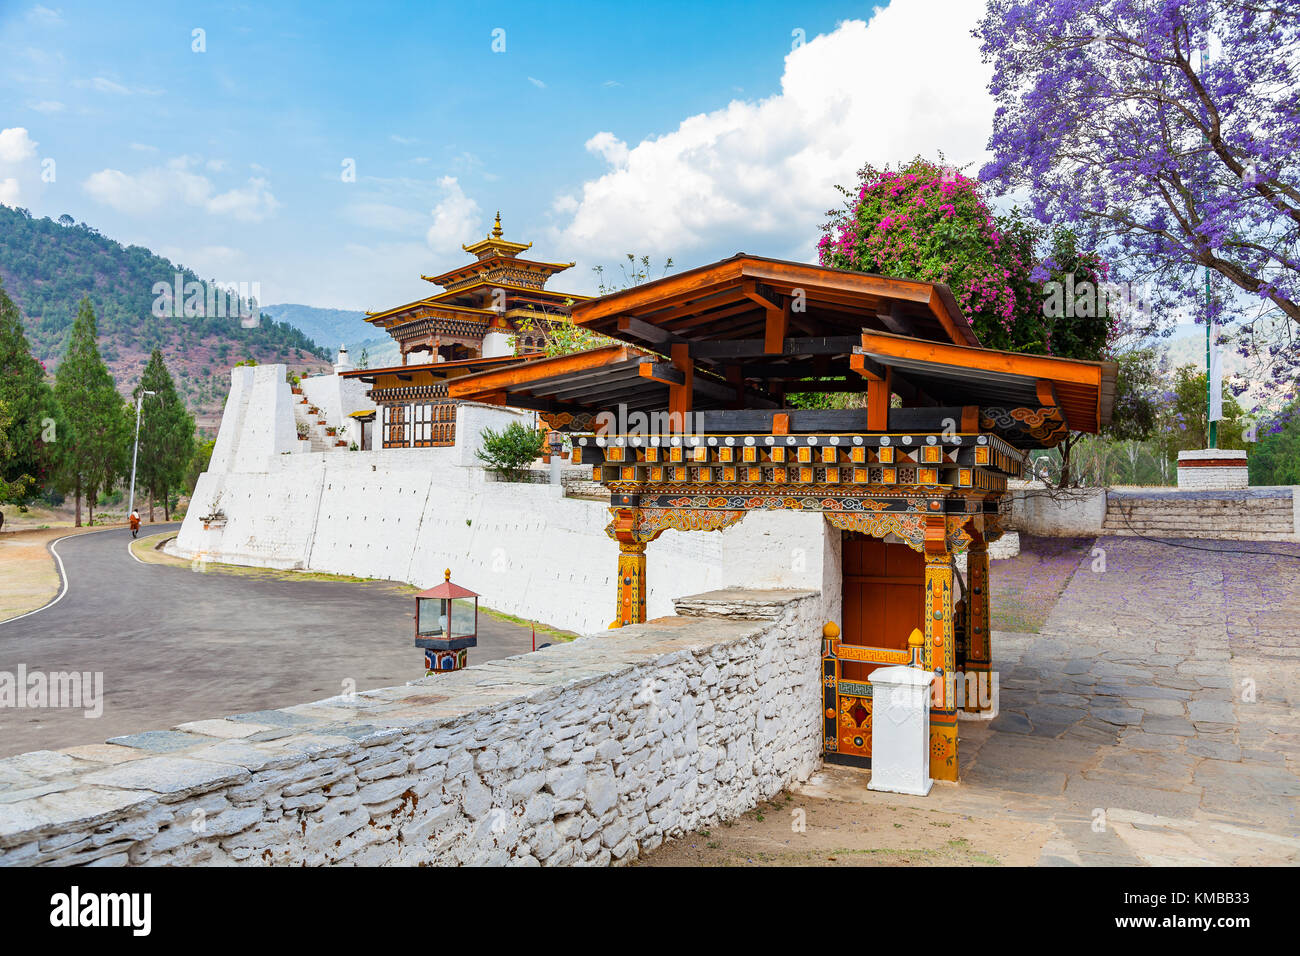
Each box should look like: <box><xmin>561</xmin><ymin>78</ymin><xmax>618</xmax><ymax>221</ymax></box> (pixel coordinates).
<box><xmin>133</xmin><ymin>348</ymin><xmax>195</xmax><ymax>521</ymax></box>
<box><xmin>54</xmin><ymin>298</ymin><xmax>128</xmax><ymax>526</ymax></box>
<box><xmin>0</xmin><ymin>279</ymin><xmax>62</xmax><ymax>525</ymax></box>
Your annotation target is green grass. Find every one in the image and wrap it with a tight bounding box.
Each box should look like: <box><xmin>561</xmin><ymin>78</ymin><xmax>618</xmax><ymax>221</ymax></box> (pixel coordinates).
<box><xmin>479</xmin><ymin>605</ymin><xmax>579</xmax><ymax>643</ymax></box>
<box><xmin>133</xmin><ymin>533</ymin><xmax>579</xmax><ymax>639</ymax></box>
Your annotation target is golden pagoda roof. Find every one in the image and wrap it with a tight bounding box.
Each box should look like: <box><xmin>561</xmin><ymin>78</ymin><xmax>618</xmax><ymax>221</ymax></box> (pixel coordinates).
<box><xmin>421</xmin><ymin>254</ymin><xmax>578</xmax><ymax>287</ymax></box>
<box><xmin>461</xmin><ymin>211</ymin><xmax>534</xmax><ymax>259</ymax></box>
<box><xmin>421</xmin><ymin>282</ymin><xmax>587</xmax><ymax>303</ymax></box>
<box><xmin>363</xmin><ymin>296</ymin><xmax>499</xmax><ymax>325</ymax></box>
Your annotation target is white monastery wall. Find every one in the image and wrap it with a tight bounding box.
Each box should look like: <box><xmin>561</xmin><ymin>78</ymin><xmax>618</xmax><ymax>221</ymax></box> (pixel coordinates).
<box><xmin>300</xmin><ymin>370</ymin><xmax>376</xmax><ymax>449</ymax></box>
<box><xmin>231</xmin><ymin>365</ymin><xmax>299</xmax><ymax>472</ymax></box>
<box><xmin>481</xmin><ymin>331</ymin><xmax>513</xmax><ymax>358</ymax></box>
<box><xmin>177</xmin><ymin>369</ymin><xmax>834</xmax><ymax>634</ymax></box>
<box><xmin>0</xmin><ymin>590</ymin><xmax>824</xmax><ymax>867</ymax></box>
<box><xmin>207</xmin><ymin>366</ymin><xmax>254</xmax><ymax>474</ymax></box>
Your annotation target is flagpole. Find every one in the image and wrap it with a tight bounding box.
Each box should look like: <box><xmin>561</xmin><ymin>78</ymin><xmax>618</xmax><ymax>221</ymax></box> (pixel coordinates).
<box><xmin>127</xmin><ymin>389</ymin><xmax>156</xmax><ymax>517</ymax></box>
<box><xmin>1200</xmin><ymin>39</ymin><xmax>1218</xmax><ymax>450</ymax></box>
<box><xmin>1201</xmin><ymin>269</ymin><xmax>1211</xmax><ymax>447</ymax></box>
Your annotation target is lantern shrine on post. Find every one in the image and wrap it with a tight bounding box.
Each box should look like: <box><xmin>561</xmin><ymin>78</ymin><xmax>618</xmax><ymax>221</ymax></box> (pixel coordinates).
<box><xmin>447</xmin><ymin>253</ymin><xmax>1116</xmax><ymax>783</ymax></box>
<box><xmin>414</xmin><ymin>569</ymin><xmax>479</xmax><ymax>674</ymax></box>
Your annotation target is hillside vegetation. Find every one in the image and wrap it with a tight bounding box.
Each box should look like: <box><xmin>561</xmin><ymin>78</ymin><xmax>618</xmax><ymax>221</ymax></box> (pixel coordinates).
<box><xmin>0</xmin><ymin>205</ymin><xmax>329</xmax><ymax>430</ymax></box>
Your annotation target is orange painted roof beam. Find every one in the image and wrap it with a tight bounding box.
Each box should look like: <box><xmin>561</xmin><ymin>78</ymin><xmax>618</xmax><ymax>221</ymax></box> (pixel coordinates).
<box><xmin>447</xmin><ymin>345</ymin><xmax>645</xmax><ymax>398</ymax></box>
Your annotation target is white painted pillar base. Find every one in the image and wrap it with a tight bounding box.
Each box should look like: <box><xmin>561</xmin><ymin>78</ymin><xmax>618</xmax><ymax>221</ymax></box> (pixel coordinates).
<box><xmin>867</xmin><ymin>665</ymin><xmax>934</xmax><ymax>796</ymax></box>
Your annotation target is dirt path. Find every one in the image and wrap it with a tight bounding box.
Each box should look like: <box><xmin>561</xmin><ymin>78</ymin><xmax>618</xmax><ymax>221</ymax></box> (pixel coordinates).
<box><xmin>641</xmin><ymin>784</ymin><xmax>1050</xmax><ymax>866</ymax></box>
<box><xmin>643</xmin><ymin>536</ymin><xmax>1300</xmax><ymax>868</ymax></box>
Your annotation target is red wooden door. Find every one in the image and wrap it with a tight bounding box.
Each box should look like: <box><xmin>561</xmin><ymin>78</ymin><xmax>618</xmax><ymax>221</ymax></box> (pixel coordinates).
<box><xmin>841</xmin><ymin>534</ymin><xmax>924</xmax><ymax>680</ymax></box>
<box><xmin>831</xmin><ymin>533</ymin><xmax>925</xmax><ymax>761</ymax></box>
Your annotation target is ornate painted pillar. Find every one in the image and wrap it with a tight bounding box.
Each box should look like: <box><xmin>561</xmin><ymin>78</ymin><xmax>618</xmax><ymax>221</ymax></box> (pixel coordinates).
<box><xmin>614</xmin><ymin>540</ymin><xmax>647</xmax><ymax>628</ymax></box>
<box><xmin>923</xmin><ymin>516</ymin><xmax>958</xmax><ymax>781</ymax></box>
<box><xmin>963</xmin><ymin>535</ymin><xmax>994</xmax><ymax>716</ymax></box>
<box><xmin>606</xmin><ymin>507</ymin><xmax>661</xmax><ymax>629</ymax></box>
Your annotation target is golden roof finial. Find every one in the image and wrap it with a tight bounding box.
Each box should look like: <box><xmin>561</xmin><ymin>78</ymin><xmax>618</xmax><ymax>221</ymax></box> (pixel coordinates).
<box><xmin>491</xmin><ymin>211</ymin><xmax>503</xmax><ymax>239</ymax></box>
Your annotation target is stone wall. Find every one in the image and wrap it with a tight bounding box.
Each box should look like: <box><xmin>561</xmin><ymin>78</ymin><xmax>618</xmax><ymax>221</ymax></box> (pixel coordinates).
<box><xmin>1103</xmin><ymin>488</ymin><xmax>1299</xmax><ymax>541</ymax></box>
<box><xmin>1007</xmin><ymin>480</ymin><xmax>1299</xmax><ymax>542</ymax></box>
<box><xmin>1004</xmin><ymin>482</ymin><xmax>1109</xmax><ymax>536</ymax></box>
<box><xmin>0</xmin><ymin>590</ymin><xmax>823</xmax><ymax>867</ymax></box>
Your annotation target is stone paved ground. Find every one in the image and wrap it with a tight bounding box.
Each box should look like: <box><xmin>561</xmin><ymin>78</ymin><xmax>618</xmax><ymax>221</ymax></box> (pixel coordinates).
<box><xmin>646</xmin><ymin>535</ymin><xmax>1300</xmax><ymax>866</ymax></box>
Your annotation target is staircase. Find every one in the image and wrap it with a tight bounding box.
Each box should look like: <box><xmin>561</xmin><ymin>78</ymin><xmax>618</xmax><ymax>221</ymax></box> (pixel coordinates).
<box><xmin>292</xmin><ymin>390</ymin><xmax>346</xmax><ymax>453</ymax></box>
<box><xmin>1103</xmin><ymin>488</ymin><xmax>1296</xmax><ymax>541</ymax></box>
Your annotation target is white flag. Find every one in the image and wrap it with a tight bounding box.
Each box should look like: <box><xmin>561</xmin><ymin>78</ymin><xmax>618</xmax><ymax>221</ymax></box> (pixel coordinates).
<box><xmin>1208</xmin><ymin>322</ymin><xmax>1223</xmax><ymax>422</ymax></box>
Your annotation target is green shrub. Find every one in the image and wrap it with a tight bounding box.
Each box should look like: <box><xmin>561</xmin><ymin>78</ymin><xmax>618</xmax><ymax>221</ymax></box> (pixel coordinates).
<box><xmin>476</xmin><ymin>421</ymin><xmax>546</xmax><ymax>478</ymax></box>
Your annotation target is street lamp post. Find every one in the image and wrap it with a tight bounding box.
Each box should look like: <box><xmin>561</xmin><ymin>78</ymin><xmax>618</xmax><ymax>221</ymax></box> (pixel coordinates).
<box><xmin>127</xmin><ymin>389</ymin><xmax>157</xmax><ymax>518</ymax></box>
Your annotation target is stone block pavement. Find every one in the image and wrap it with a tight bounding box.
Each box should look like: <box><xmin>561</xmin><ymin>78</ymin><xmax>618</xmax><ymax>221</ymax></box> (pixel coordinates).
<box><xmin>796</xmin><ymin>535</ymin><xmax>1300</xmax><ymax>866</ymax></box>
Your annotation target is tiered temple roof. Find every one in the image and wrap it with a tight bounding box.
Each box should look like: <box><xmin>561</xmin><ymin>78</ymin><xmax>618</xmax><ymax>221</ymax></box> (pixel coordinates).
<box><xmin>364</xmin><ymin>213</ymin><xmax>587</xmax><ymax>361</ymax></box>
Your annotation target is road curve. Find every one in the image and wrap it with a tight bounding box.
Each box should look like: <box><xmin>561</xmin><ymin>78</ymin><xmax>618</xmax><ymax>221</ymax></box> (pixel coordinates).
<box><xmin>0</xmin><ymin>525</ymin><xmax>537</xmax><ymax>757</ymax></box>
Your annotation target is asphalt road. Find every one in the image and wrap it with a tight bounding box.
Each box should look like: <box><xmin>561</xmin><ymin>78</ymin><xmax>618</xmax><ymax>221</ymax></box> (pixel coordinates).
<box><xmin>0</xmin><ymin>525</ymin><xmax>544</xmax><ymax>758</ymax></box>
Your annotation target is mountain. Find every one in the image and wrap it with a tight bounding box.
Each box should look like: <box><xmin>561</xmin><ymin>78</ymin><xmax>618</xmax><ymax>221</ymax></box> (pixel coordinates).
<box><xmin>261</xmin><ymin>303</ymin><xmax>400</xmax><ymax>368</ymax></box>
<box><xmin>1157</xmin><ymin>327</ymin><xmax>1282</xmax><ymax>413</ymax></box>
<box><xmin>0</xmin><ymin>205</ymin><xmax>330</xmax><ymax>432</ymax></box>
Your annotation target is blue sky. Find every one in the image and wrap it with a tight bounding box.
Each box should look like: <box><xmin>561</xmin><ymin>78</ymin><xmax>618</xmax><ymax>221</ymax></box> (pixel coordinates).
<box><xmin>1</xmin><ymin>0</ymin><xmax>997</xmax><ymax>309</ymax></box>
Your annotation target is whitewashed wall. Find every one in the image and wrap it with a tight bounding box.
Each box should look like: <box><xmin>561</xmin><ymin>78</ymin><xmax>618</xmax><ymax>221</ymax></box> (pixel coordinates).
<box><xmin>179</xmin><ymin>453</ymin><xmax>832</xmax><ymax>633</ymax></box>
<box><xmin>208</xmin><ymin>366</ymin><xmax>254</xmax><ymax>474</ymax></box>
<box><xmin>300</xmin><ymin>371</ymin><xmax>376</xmax><ymax>448</ymax></box>
<box><xmin>178</xmin><ymin>369</ymin><xmax>837</xmax><ymax>634</ymax></box>
<box><xmin>233</xmin><ymin>365</ymin><xmax>299</xmax><ymax>471</ymax></box>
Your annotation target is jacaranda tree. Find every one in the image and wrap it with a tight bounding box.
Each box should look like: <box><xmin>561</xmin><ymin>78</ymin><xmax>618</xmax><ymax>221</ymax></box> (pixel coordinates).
<box><xmin>975</xmin><ymin>0</ymin><xmax>1300</xmax><ymax>379</ymax></box>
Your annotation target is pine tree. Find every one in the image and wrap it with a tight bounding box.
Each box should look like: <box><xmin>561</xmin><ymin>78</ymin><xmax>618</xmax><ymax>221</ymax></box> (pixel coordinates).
<box><xmin>133</xmin><ymin>348</ymin><xmax>195</xmax><ymax>522</ymax></box>
<box><xmin>0</xmin><ymin>400</ymin><xmax>25</xmax><ymax>505</ymax></box>
<box><xmin>54</xmin><ymin>298</ymin><xmax>128</xmax><ymax>526</ymax></box>
<box><xmin>0</xmin><ymin>279</ymin><xmax>62</xmax><ymax>519</ymax></box>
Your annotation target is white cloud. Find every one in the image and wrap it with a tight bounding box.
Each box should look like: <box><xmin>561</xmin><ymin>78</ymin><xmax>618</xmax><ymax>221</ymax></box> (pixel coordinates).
<box><xmin>552</xmin><ymin>1</ymin><xmax>993</xmax><ymax>262</ymax></box>
<box><xmin>527</xmin><ymin>77</ymin><xmax>546</xmax><ymax>89</ymax></box>
<box><xmin>0</xmin><ymin>127</ymin><xmax>39</xmax><ymax>163</ymax></box>
<box><xmin>76</xmin><ymin>76</ymin><xmax>164</xmax><ymax>96</ymax></box>
<box><xmin>390</xmin><ymin>134</ymin><xmax>417</xmax><ymax>145</ymax></box>
<box><xmin>0</xmin><ymin>178</ymin><xmax>20</xmax><ymax>206</ymax></box>
<box><xmin>82</xmin><ymin>157</ymin><xmax>281</xmax><ymax>222</ymax></box>
<box><xmin>130</xmin><ymin>142</ymin><xmax>158</xmax><ymax>152</ymax></box>
<box><xmin>344</xmin><ymin>201</ymin><xmax>428</xmax><ymax>232</ymax></box>
<box><xmin>426</xmin><ymin>176</ymin><xmax>480</xmax><ymax>252</ymax></box>
<box><xmin>27</xmin><ymin>100</ymin><xmax>64</xmax><ymax>113</ymax></box>
<box><xmin>156</xmin><ymin>243</ymin><xmax>248</xmax><ymax>273</ymax></box>
<box><xmin>205</xmin><ymin>177</ymin><xmax>280</xmax><ymax>220</ymax></box>
<box><xmin>28</xmin><ymin>5</ymin><xmax>62</xmax><ymax>25</ymax></box>
<box><xmin>90</xmin><ymin>76</ymin><xmax>131</xmax><ymax>95</ymax></box>
<box><xmin>585</xmin><ymin>131</ymin><xmax>628</xmax><ymax>168</ymax></box>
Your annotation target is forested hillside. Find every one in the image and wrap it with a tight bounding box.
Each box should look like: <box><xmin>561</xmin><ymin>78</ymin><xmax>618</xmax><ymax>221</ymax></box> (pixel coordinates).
<box><xmin>0</xmin><ymin>205</ymin><xmax>329</xmax><ymax>430</ymax></box>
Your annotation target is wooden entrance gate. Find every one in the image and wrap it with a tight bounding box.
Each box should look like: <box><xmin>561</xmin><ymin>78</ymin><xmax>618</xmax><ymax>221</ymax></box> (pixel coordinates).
<box><xmin>823</xmin><ymin>535</ymin><xmax>926</xmax><ymax>767</ymax></box>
